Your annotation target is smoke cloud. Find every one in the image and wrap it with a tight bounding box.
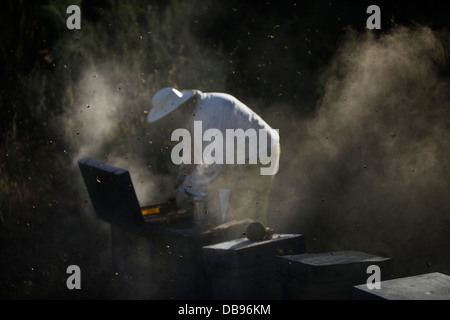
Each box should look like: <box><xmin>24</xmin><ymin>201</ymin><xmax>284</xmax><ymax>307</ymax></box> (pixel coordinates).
<box><xmin>68</xmin><ymin>70</ymin><xmax>120</xmax><ymax>163</ymax></box>
<box><xmin>56</xmin><ymin>1</ymin><xmax>229</xmax><ymax>208</ymax></box>
<box><xmin>268</xmin><ymin>25</ymin><xmax>450</xmax><ymax>277</ymax></box>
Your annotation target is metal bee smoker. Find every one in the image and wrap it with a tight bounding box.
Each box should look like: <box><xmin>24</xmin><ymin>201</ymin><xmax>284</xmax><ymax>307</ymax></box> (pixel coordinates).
<box><xmin>185</xmin><ymin>188</ymin><xmax>208</xmax><ymax>228</ymax></box>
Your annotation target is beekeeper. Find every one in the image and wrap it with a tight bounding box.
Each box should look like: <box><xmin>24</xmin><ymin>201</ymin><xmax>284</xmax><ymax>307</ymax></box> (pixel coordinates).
<box><xmin>147</xmin><ymin>87</ymin><xmax>280</xmax><ymax>226</ymax></box>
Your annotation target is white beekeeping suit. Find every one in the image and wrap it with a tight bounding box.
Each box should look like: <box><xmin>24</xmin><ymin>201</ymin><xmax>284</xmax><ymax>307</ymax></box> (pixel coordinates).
<box><xmin>148</xmin><ymin>88</ymin><xmax>280</xmax><ymax>225</ymax></box>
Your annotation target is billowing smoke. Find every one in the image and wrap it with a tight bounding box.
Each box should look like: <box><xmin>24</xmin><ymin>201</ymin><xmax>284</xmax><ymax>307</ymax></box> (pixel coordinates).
<box><xmin>57</xmin><ymin>1</ymin><xmax>228</xmax><ymax>207</ymax></box>
<box><xmin>66</xmin><ymin>70</ymin><xmax>120</xmax><ymax>163</ymax></box>
<box><xmin>59</xmin><ymin>68</ymin><xmax>166</xmax><ymax>204</ymax></box>
<box><xmin>268</xmin><ymin>25</ymin><xmax>450</xmax><ymax>277</ymax></box>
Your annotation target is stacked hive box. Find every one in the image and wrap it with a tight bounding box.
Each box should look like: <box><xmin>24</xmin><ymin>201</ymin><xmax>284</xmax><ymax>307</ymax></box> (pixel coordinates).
<box><xmin>275</xmin><ymin>250</ymin><xmax>394</xmax><ymax>299</ymax></box>
<box><xmin>202</xmin><ymin>234</ymin><xmax>306</xmax><ymax>299</ymax></box>
<box><xmin>353</xmin><ymin>272</ymin><xmax>450</xmax><ymax>300</ymax></box>
<box><xmin>110</xmin><ymin>223</ymin><xmax>181</xmax><ymax>299</ymax></box>
<box><xmin>164</xmin><ymin>219</ymin><xmax>252</xmax><ymax>299</ymax></box>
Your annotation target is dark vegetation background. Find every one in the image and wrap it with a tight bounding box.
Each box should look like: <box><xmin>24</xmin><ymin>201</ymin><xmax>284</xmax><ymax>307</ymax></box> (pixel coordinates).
<box><xmin>0</xmin><ymin>0</ymin><xmax>449</xmax><ymax>299</ymax></box>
